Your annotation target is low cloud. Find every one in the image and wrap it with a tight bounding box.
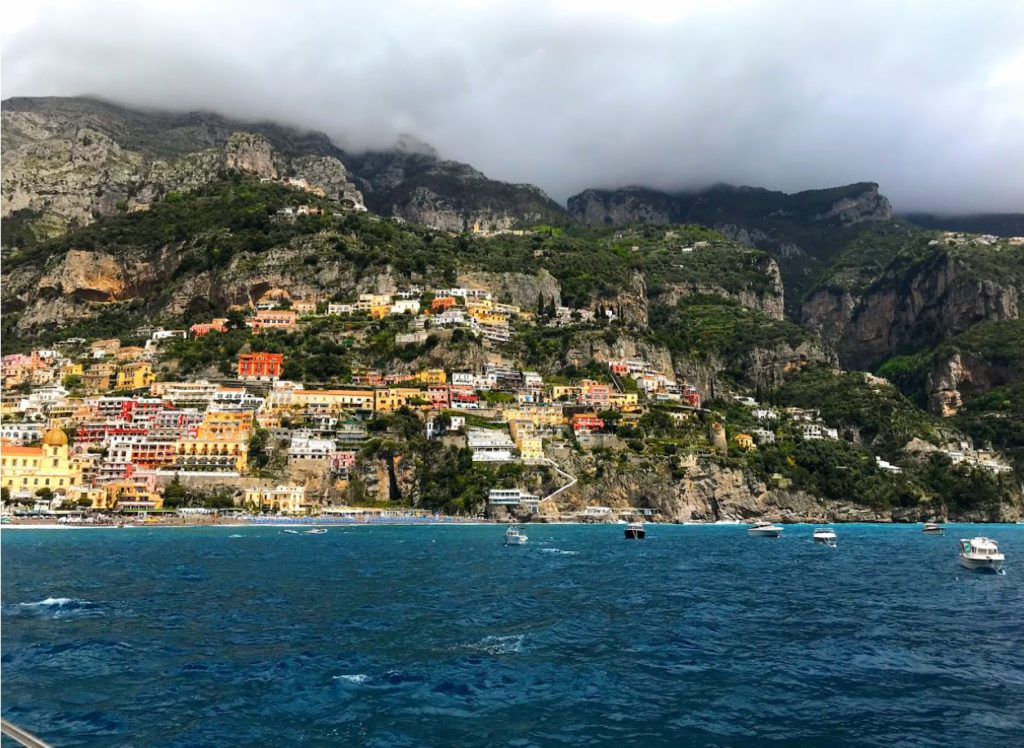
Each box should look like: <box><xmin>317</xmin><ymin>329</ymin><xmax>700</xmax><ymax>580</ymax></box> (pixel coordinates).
<box><xmin>3</xmin><ymin>0</ymin><xmax>1023</xmax><ymax>212</ymax></box>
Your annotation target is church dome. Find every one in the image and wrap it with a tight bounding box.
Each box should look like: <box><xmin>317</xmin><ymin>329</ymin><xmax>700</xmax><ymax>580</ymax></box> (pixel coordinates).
<box><xmin>42</xmin><ymin>428</ymin><xmax>68</xmax><ymax>447</ymax></box>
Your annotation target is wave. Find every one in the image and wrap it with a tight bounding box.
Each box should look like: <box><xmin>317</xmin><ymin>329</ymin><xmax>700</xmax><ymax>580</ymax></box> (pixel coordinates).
<box><xmin>540</xmin><ymin>548</ymin><xmax>579</xmax><ymax>555</ymax></box>
<box><xmin>461</xmin><ymin>634</ymin><xmax>525</xmax><ymax>655</ymax></box>
<box><xmin>228</xmin><ymin>534</ymin><xmax>243</xmax><ymax>538</ymax></box>
<box><xmin>333</xmin><ymin>673</ymin><xmax>369</xmax><ymax>684</ymax></box>
<box><xmin>4</xmin><ymin>597</ymin><xmax>101</xmax><ymax>619</ymax></box>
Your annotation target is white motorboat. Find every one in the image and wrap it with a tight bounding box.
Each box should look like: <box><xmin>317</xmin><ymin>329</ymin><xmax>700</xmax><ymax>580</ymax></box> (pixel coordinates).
<box><xmin>812</xmin><ymin>527</ymin><xmax>837</xmax><ymax>546</ymax></box>
<box><xmin>305</xmin><ymin>528</ymin><xmax>327</xmax><ymax>535</ymax></box>
<box><xmin>504</xmin><ymin>525</ymin><xmax>528</xmax><ymax>546</ymax></box>
<box><xmin>922</xmin><ymin>522</ymin><xmax>945</xmax><ymax>535</ymax></box>
<box><xmin>958</xmin><ymin>537</ymin><xmax>1005</xmax><ymax>574</ymax></box>
<box><xmin>624</xmin><ymin>522</ymin><xmax>646</xmax><ymax>540</ymax></box>
<box><xmin>748</xmin><ymin>521</ymin><xmax>782</xmax><ymax>538</ymax></box>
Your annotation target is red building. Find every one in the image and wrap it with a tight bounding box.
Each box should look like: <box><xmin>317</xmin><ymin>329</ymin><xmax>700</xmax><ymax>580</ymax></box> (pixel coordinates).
<box><xmin>238</xmin><ymin>352</ymin><xmax>284</xmax><ymax>380</ymax></box>
<box><xmin>570</xmin><ymin>413</ymin><xmax>605</xmax><ymax>435</ymax></box>
<box><xmin>431</xmin><ymin>296</ymin><xmax>457</xmax><ymax>313</ymax></box>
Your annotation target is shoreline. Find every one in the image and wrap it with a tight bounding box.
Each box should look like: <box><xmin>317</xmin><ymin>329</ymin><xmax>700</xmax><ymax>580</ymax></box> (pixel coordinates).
<box><xmin>3</xmin><ymin>520</ymin><xmax>1022</xmax><ymax>531</ymax></box>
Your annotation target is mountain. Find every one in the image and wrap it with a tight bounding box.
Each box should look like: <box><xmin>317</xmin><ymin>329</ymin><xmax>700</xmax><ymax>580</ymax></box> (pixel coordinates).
<box><xmin>802</xmin><ymin>223</ymin><xmax>1024</xmax><ymax>370</ymax></box>
<box><xmin>0</xmin><ymin>96</ymin><xmax>565</xmax><ymax>242</ymax></box>
<box><xmin>567</xmin><ymin>182</ymin><xmax>893</xmax><ymax>315</ymax></box>
<box><xmin>903</xmin><ymin>212</ymin><xmax>1024</xmax><ymax>237</ymax></box>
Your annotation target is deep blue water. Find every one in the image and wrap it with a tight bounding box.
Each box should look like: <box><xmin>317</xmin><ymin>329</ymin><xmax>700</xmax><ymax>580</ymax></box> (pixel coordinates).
<box><xmin>2</xmin><ymin>523</ymin><xmax>1023</xmax><ymax>747</ymax></box>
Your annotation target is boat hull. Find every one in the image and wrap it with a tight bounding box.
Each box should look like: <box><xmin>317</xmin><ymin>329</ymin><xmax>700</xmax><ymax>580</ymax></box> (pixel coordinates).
<box><xmin>505</xmin><ymin>536</ymin><xmax>527</xmax><ymax>546</ymax></box>
<box><xmin>959</xmin><ymin>556</ymin><xmax>1004</xmax><ymax>573</ymax></box>
<box><xmin>748</xmin><ymin>528</ymin><xmax>781</xmax><ymax>538</ymax></box>
<box><xmin>813</xmin><ymin>536</ymin><xmax>837</xmax><ymax>547</ymax></box>
<box><xmin>624</xmin><ymin>528</ymin><xmax>645</xmax><ymax>540</ymax></box>
<box><xmin>922</xmin><ymin>528</ymin><xmax>945</xmax><ymax>535</ymax></box>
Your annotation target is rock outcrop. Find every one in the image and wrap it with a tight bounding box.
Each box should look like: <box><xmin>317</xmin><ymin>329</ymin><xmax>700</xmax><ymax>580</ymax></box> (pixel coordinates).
<box><xmin>1</xmin><ymin>97</ymin><xmax>365</xmax><ymax>239</ymax></box>
<box><xmin>803</xmin><ymin>253</ymin><xmax>1021</xmax><ymax>369</ymax></box>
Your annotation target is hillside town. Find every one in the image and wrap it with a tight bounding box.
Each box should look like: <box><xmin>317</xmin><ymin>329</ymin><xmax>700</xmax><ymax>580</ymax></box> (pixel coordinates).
<box><xmin>2</xmin><ymin>280</ymin><xmax>1013</xmax><ymax>523</ymax></box>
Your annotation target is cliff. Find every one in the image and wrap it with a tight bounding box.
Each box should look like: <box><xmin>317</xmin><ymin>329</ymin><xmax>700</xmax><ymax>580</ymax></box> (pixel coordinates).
<box><xmin>803</xmin><ymin>228</ymin><xmax>1024</xmax><ymax>370</ymax></box>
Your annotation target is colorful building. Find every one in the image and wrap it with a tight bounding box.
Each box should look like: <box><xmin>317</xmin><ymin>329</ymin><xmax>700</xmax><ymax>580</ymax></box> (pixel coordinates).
<box><xmin>238</xmin><ymin>352</ymin><xmax>284</xmax><ymax>381</ymax></box>
<box><xmin>115</xmin><ymin>362</ymin><xmax>156</xmax><ymax>391</ymax></box>
<box><xmin>0</xmin><ymin>427</ymin><xmax>81</xmax><ymax>495</ymax></box>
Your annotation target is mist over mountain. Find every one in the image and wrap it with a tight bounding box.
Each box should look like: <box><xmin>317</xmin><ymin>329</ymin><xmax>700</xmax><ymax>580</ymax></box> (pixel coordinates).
<box><xmin>3</xmin><ymin>0</ymin><xmax>1023</xmax><ymax>213</ymax></box>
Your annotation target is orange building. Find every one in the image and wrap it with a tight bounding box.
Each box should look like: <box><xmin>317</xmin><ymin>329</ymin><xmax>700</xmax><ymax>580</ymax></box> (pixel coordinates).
<box><xmin>238</xmin><ymin>352</ymin><xmax>284</xmax><ymax>380</ymax></box>
<box><xmin>431</xmin><ymin>296</ymin><xmax>457</xmax><ymax>313</ymax></box>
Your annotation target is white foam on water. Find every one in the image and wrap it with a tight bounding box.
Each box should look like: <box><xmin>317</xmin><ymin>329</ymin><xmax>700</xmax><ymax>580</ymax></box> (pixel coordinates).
<box><xmin>468</xmin><ymin>634</ymin><xmax>525</xmax><ymax>655</ymax></box>
<box><xmin>333</xmin><ymin>673</ymin><xmax>369</xmax><ymax>683</ymax></box>
<box><xmin>20</xmin><ymin>597</ymin><xmax>83</xmax><ymax>608</ymax></box>
<box><xmin>228</xmin><ymin>534</ymin><xmax>243</xmax><ymax>538</ymax></box>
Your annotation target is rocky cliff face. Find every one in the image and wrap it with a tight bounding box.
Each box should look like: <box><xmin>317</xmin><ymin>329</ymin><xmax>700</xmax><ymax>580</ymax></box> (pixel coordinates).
<box><xmin>456</xmin><ymin>270</ymin><xmax>562</xmax><ymax>310</ymax></box>
<box><xmin>567</xmin><ymin>182</ymin><xmax>893</xmax><ymax>229</ymax></box>
<box><xmin>651</xmin><ymin>256</ymin><xmax>785</xmax><ymax>320</ymax></box>
<box><xmin>1</xmin><ymin>97</ymin><xmax>370</xmax><ymax>241</ymax></box>
<box><xmin>803</xmin><ymin>252</ymin><xmax>1021</xmax><ymax>369</ymax></box>
<box><xmin>564</xmin><ymin>454</ymin><xmax>904</xmax><ymax>523</ymax></box>
<box><xmin>346</xmin><ymin>149</ymin><xmax>567</xmax><ymax>231</ymax></box>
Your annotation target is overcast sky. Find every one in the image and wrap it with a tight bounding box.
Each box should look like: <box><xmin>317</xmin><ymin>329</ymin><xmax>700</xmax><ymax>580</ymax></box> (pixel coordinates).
<box><xmin>3</xmin><ymin>0</ymin><xmax>1023</xmax><ymax>212</ymax></box>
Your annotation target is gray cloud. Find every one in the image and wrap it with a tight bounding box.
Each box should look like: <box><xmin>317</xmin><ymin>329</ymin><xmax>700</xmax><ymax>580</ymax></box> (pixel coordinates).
<box><xmin>3</xmin><ymin>0</ymin><xmax>1023</xmax><ymax>212</ymax></box>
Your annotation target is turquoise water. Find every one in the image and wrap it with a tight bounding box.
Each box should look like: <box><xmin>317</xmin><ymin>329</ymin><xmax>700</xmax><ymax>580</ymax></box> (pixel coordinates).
<box><xmin>2</xmin><ymin>523</ymin><xmax>1022</xmax><ymax>746</ymax></box>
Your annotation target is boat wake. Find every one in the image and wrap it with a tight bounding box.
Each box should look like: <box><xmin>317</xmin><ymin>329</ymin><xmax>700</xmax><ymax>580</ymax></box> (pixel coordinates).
<box><xmin>540</xmin><ymin>548</ymin><xmax>578</xmax><ymax>555</ymax></box>
<box><xmin>4</xmin><ymin>597</ymin><xmax>101</xmax><ymax>619</ymax></box>
<box><xmin>463</xmin><ymin>634</ymin><xmax>525</xmax><ymax>655</ymax></box>
<box><xmin>333</xmin><ymin>673</ymin><xmax>369</xmax><ymax>684</ymax></box>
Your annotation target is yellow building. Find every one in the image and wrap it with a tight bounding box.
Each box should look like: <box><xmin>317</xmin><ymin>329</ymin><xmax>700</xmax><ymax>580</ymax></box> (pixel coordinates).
<box><xmin>243</xmin><ymin>484</ymin><xmax>306</xmax><ymax>514</ymax></box>
<box><xmin>502</xmin><ymin>406</ymin><xmax>566</xmax><ymax>428</ymax></box>
<box><xmin>272</xmin><ymin>389</ymin><xmax>375</xmax><ymax>413</ymax></box>
<box><xmin>551</xmin><ymin>385</ymin><xmax>581</xmax><ymax>402</ymax></box>
<box><xmin>517</xmin><ymin>436</ymin><xmax>544</xmax><ymax>463</ymax></box>
<box><xmin>734</xmin><ymin>433</ymin><xmax>756</xmax><ymax>451</ymax></box>
<box><xmin>369</xmin><ymin>304</ymin><xmax>391</xmax><ymax>320</ymax></box>
<box><xmin>66</xmin><ymin>485</ymin><xmax>109</xmax><ymax>509</ymax></box>
<box><xmin>116</xmin><ymin>362</ymin><xmax>156</xmax><ymax>391</ymax></box>
<box><xmin>374</xmin><ymin>387</ymin><xmax>427</xmax><ymax>413</ymax></box>
<box><xmin>60</xmin><ymin>362</ymin><xmax>85</xmax><ymax>379</ymax></box>
<box><xmin>467</xmin><ymin>307</ymin><xmax>508</xmax><ymax>326</ymax></box>
<box><xmin>414</xmin><ymin>369</ymin><xmax>448</xmax><ymax>385</ymax></box>
<box><xmin>0</xmin><ymin>428</ymin><xmax>82</xmax><ymax>494</ymax></box>
<box><xmin>608</xmin><ymin>392</ymin><xmax>640</xmax><ymax>412</ymax></box>
<box><xmin>174</xmin><ymin>411</ymin><xmax>253</xmax><ymax>472</ymax></box>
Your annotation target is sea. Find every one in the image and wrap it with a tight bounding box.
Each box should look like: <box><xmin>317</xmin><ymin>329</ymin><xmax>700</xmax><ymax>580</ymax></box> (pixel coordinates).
<box><xmin>2</xmin><ymin>523</ymin><xmax>1022</xmax><ymax>747</ymax></box>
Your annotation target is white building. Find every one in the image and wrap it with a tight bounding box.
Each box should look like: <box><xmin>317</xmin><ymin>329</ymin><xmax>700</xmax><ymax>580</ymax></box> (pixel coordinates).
<box><xmin>801</xmin><ymin>423</ymin><xmax>838</xmax><ymax>440</ymax></box>
<box><xmin>467</xmin><ymin>428</ymin><xmax>515</xmax><ymax>462</ymax></box>
<box><xmin>327</xmin><ymin>302</ymin><xmax>354</xmax><ymax>316</ymax></box>
<box><xmin>289</xmin><ymin>432</ymin><xmax>338</xmax><ymax>462</ymax></box>
<box><xmin>875</xmin><ymin>456</ymin><xmax>903</xmax><ymax>474</ymax></box>
<box><xmin>487</xmin><ymin>488</ymin><xmax>540</xmax><ymax>511</ymax></box>
<box><xmin>0</xmin><ymin>422</ymin><xmax>45</xmax><ymax>445</ymax></box>
<box><xmin>390</xmin><ymin>299</ymin><xmax>420</xmax><ymax>315</ymax></box>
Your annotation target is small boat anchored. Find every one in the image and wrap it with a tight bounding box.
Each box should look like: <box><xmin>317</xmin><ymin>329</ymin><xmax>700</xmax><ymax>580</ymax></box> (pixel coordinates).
<box><xmin>748</xmin><ymin>521</ymin><xmax>783</xmax><ymax>538</ymax></box>
<box><xmin>305</xmin><ymin>528</ymin><xmax>327</xmax><ymax>535</ymax></box>
<box><xmin>959</xmin><ymin>537</ymin><xmax>1005</xmax><ymax>574</ymax></box>
<box><xmin>504</xmin><ymin>525</ymin><xmax>528</xmax><ymax>546</ymax></box>
<box><xmin>922</xmin><ymin>522</ymin><xmax>945</xmax><ymax>535</ymax></box>
<box><xmin>624</xmin><ymin>522</ymin><xmax>646</xmax><ymax>540</ymax></box>
<box><xmin>812</xmin><ymin>527</ymin><xmax>837</xmax><ymax>547</ymax></box>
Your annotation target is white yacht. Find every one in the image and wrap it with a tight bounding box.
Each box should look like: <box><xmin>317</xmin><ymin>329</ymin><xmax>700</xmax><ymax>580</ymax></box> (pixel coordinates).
<box><xmin>624</xmin><ymin>522</ymin><xmax>646</xmax><ymax>540</ymax></box>
<box><xmin>504</xmin><ymin>525</ymin><xmax>528</xmax><ymax>546</ymax></box>
<box><xmin>748</xmin><ymin>521</ymin><xmax>783</xmax><ymax>538</ymax></box>
<box><xmin>305</xmin><ymin>528</ymin><xmax>327</xmax><ymax>535</ymax></box>
<box><xmin>812</xmin><ymin>527</ymin><xmax>837</xmax><ymax>546</ymax></box>
<box><xmin>922</xmin><ymin>522</ymin><xmax>945</xmax><ymax>535</ymax></box>
<box><xmin>958</xmin><ymin>537</ymin><xmax>1005</xmax><ymax>574</ymax></box>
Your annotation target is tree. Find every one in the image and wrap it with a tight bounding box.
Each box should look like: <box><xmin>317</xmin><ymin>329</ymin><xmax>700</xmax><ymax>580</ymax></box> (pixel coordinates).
<box><xmin>1</xmin><ymin>487</ymin><xmax>9</xmax><ymax>505</ymax></box>
<box><xmin>35</xmin><ymin>487</ymin><xmax>54</xmax><ymax>503</ymax></box>
<box><xmin>226</xmin><ymin>308</ymin><xmax>248</xmax><ymax>330</ymax></box>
